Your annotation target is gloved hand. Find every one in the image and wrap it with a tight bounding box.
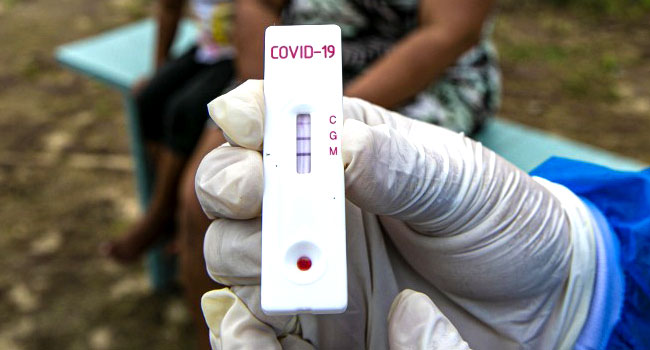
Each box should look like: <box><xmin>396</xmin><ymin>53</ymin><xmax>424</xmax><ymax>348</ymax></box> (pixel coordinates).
<box><xmin>196</xmin><ymin>80</ymin><xmax>597</xmax><ymax>349</ymax></box>
<box><xmin>202</xmin><ymin>288</ymin><xmax>470</xmax><ymax>350</ymax></box>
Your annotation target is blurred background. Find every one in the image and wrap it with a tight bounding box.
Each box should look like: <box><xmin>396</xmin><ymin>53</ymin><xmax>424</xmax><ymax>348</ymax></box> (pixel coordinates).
<box><xmin>0</xmin><ymin>0</ymin><xmax>648</xmax><ymax>349</ymax></box>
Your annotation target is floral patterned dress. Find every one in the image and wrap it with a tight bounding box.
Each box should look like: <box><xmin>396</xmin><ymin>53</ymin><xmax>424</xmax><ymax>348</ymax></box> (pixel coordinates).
<box><xmin>282</xmin><ymin>0</ymin><xmax>501</xmax><ymax>135</ymax></box>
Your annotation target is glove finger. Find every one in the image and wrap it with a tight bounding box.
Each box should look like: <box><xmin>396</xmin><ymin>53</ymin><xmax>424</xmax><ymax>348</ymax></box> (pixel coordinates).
<box><xmin>388</xmin><ymin>289</ymin><xmax>471</xmax><ymax>350</ymax></box>
<box><xmin>196</xmin><ymin>144</ymin><xmax>263</xmax><ymax>220</ymax></box>
<box><xmin>279</xmin><ymin>335</ymin><xmax>316</xmax><ymax>350</ymax></box>
<box><xmin>231</xmin><ymin>285</ymin><xmax>300</xmax><ymax>336</ymax></box>
<box><xmin>342</xmin><ymin>117</ymin><xmax>483</xmax><ymax>230</ymax></box>
<box><xmin>342</xmin><ymin>118</ymin><xmax>437</xmax><ymax>221</ymax></box>
<box><xmin>202</xmin><ymin>288</ymin><xmax>282</xmax><ymax>350</ymax></box>
<box><xmin>208</xmin><ymin>79</ymin><xmax>265</xmax><ymax>151</ymax></box>
<box><xmin>204</xmin><ymin>218</ymin><xmax>261</xmax><ymax>286</ymax></box>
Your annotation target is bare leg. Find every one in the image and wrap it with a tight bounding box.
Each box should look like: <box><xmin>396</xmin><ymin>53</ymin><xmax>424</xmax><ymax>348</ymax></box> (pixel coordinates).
<box><xmin>178</xmin><ymin>127</ymin><xmax>226</xmax><ymax>350</ymax></box>
<box><xmin>102</xmin><ymin>145</ymin><xmax>186</xmax><ymax>263</ymax></box>
<box><xmin>145</xmin><ymin>140</ymin><xmax>163</xmax><ymax>165</ymax></box>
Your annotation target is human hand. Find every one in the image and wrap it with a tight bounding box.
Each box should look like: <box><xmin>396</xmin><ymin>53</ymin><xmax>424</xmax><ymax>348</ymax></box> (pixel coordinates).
<box><xmin>202</xmin><ymin>288</ymin><xmax>470</xmax><ymax>350</ymax></box>
<box><xmin>196</xmin><ymin>80</ymin><xmax>596</xmax><ymax>349</ymax></box>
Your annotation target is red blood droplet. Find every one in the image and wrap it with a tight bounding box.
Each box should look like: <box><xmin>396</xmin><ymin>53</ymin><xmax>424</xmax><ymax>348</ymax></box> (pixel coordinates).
<box><xmin>297</xmin><ymin>256</ymin><xmax>312</xmax><ymax>271</ymax></box>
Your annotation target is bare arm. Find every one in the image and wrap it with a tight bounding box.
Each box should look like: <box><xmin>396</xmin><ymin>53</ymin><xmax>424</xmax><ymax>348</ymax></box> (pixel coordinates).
<box><xmin>155</xmin><ymin>0</ymin><xmax>186</xmax><ymax>69</ymax></box>
<box><xmin>233</xmin><ymin>0</ymin><xmax>286</xmax><ymax>80</ymax></box>
<box><xmin>344</xmin><ymin>0</ymin><xmax>495</xmax><ymax>109</ymax></box>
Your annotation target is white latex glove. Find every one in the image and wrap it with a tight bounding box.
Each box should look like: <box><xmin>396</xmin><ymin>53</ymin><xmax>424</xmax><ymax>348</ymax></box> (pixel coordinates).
<box><xmin>196</xmin><ymin>80</ymin><xmax>597</xmax><ymax>349</ymax></box>
<box><xmin>202</xmin><ymin>288</ymin><xmax>470</xmax><ymax>350</ymax></box>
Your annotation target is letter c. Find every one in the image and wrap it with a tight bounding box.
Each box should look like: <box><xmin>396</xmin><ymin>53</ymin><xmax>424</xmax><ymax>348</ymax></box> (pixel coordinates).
<box><xmin>271</xmin><ymin>46</ymin><xmax>278</xmax><ymax>59</ymax></box>
<box><xmin>329</xmin><ymin>115</ymin><xmax>336</xmax><ymax>124</ymax></box>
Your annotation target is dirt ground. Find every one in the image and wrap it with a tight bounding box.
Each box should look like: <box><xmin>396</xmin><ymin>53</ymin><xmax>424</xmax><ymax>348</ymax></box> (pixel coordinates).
<box><xmin>0</xmin><ymin>1</ymin><xmax>648</xmax><ymax>349</ymax></box>
<box><xmin>496</xmin><ymin>2</ymin><xmax>650</xmax><ymax>161</ymax></box>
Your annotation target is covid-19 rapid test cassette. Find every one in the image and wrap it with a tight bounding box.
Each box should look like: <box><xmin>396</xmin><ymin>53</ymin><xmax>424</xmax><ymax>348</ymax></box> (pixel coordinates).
<box><xmin>261</xmin><ymin>25</ymin><xmax>347</xmax><ymax>315</ymax></box>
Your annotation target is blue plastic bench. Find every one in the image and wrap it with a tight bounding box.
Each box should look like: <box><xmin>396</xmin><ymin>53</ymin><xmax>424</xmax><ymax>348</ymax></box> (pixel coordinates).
<box><xmin>475</xmin><ymin>119</ymin><xmax>645</xmax><ymax>172</ymax></box>
<box><xmin>55</xmin><ymin>18</ymin><xmax>646</xmax><ymax>289</ymax></box>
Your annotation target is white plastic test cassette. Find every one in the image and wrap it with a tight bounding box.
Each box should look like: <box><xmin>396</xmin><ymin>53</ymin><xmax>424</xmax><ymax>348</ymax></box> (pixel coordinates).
<box><xmin>261</xmin><ymin>25</ymin><xmax>347</xmax><ymax>315</ymax></box>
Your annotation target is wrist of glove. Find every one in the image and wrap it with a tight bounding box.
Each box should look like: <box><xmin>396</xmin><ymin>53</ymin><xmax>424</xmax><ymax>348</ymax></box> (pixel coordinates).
<box><xmin>196</xmin><ymin>80</ymin><xmax>596</xmax><ymax>349</ymax></box>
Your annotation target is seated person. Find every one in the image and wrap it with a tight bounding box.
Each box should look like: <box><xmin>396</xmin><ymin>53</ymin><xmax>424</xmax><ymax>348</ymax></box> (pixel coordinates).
<box><xmin>102</xmin><ymin>0</ymin><xmax>235</xmax><ymax>262</ymax></box>
<box><xmin>103</xmin><ymin>3</ymin><xmax>234</xmax><ymax>347</ymax></box>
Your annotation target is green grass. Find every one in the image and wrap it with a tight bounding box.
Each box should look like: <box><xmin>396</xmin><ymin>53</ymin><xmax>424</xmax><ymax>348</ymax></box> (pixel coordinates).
<box><xmin>544</xmin><ymin>0</ymin><xmax>650</xmax><ymax>16</ymax></box>
<box><xmin>501</xmin><ymin>43</ymin><xmax>569</xmax><ymax>64</ymax></box>
<box><xmin>561</xmin><ymin>68</ymin><xmax>620</xmax><ymax>101</ymax></box>
<box><xmin>499</xmin><ymin>40</ymin><xmax>623</xmax><ymax>101</ymax></box>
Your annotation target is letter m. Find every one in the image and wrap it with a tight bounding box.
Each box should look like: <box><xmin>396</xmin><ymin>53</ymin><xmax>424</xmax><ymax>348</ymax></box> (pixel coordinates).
<box><xmin>329</xmin><ymin>147</ymin><xmax>338</xmax><ymax>155</ymax></box>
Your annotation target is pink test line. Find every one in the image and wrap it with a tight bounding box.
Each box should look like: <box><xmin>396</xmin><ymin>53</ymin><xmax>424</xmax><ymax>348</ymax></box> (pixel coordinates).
<box><xmin>296</xmin><ymin>114</ymin><xmax>311</xmax><ymax>174</ymax></box>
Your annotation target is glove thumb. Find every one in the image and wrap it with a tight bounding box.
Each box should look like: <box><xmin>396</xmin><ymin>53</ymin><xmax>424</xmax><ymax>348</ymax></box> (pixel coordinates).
<box><xmin>202</xmin><ymin>288</ymin><xmax>282</xmax><ymax>350</ymax></box>
<box><xmin>388</xmin><ymin>289</ymin><xmax>471</xmax><ymax>350</ymax></box>
<box><xmin>202</xmin><ymin>288</ymin><xmax>315</xmax><ymax>350</ymax></box>
<box><xmin>342</xmin><ymin>117</ymin><xmax>449</xmax><ymax>225</ymax></box>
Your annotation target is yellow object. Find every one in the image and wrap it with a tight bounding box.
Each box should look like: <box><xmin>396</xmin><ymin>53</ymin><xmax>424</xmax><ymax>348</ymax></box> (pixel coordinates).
<box><xmin>210</xmin><ymin>3</ymin><xmax>232</xmax><ymax>45</ymax></box>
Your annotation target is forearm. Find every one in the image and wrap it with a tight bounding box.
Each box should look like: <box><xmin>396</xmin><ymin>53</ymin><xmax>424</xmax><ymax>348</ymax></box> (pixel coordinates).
<box><xmin>345</xmin><ymin>0</ymin><xmax>494</xmax><ymax>109</ymax></box>
<box><xmin>155</xmin><ymin>0</ymin><xmax>184</xmax><ymax>69</ymax></box>
<box><xmin>344</xmin><ymin>25</ymin><xmax>480</xmax><ymax>109</ymax></box>
<box><xmin>234</xmin><ymin>0</ymin><xmax>285</xmax><ymax>80</ymax></box>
